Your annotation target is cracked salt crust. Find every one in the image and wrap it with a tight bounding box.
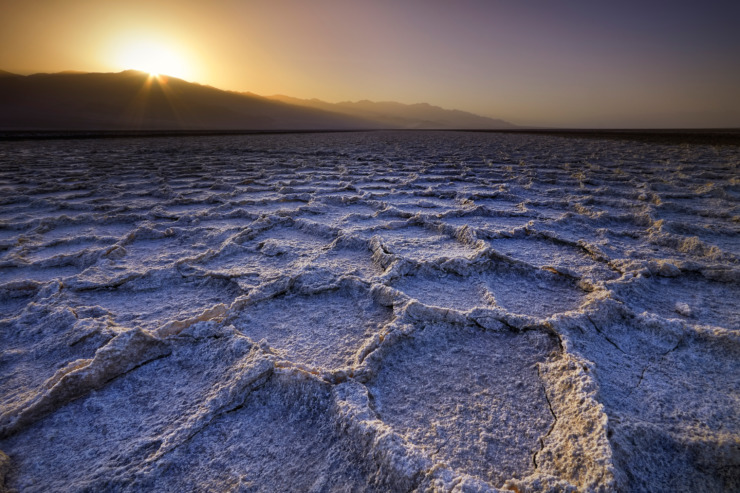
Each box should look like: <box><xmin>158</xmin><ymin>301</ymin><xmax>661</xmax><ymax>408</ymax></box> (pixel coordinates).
<box><xmin>0</xmin><ymin>131</ymin><xmax>738</xmax><ymax>491</ymax></box>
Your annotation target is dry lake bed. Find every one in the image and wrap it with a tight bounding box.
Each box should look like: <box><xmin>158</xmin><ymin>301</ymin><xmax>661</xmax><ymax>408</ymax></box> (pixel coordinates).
<box><xmin>0</xmin><ymin>131</ymin><xmax>738</xmax><ymax>491</ymax></box>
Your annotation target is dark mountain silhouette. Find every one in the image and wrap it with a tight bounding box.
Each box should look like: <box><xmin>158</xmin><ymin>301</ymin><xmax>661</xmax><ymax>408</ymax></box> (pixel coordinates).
<box><xmin>0</xmin><ymin>71</ymin><xmax>381</xmax><ymax>131</ymax></box>
<box><xmin>0</xmin><ymin>70</ymin><xmax>514</xmax><ymax>131</ymax></box>
<box><xmin>268</xmin><ymin>95</ymin><xmax>516</xmax><ymax>129</ymax></box>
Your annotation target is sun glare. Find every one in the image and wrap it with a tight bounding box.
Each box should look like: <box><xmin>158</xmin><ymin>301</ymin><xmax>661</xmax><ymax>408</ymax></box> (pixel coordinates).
<box><xmin>115</xmin><ymin>40</ymin><xmax>192</xmax><ymax>80</ymax></box>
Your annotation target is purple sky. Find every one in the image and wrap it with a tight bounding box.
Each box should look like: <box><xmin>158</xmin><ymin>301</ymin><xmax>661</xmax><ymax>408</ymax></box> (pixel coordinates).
<box><xmin>2</xmin><ymin>0</ymin><xmax>739</xmax><ymax>127</ymax></box>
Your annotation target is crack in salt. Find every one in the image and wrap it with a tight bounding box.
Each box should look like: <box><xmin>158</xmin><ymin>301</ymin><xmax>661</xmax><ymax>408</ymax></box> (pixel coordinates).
<box><xmin>586</xmin><ymin>314</ymin><xmax>627</xmax><ymax>355</ymax></box>
<box><xmin>532</xmin><ymin>363</ymin><xmax>558</xmax><ymax>470</ymax></box>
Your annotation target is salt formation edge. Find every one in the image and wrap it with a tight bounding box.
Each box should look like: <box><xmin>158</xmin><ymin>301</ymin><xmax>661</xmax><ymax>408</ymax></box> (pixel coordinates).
<box><xmin>0</xmin><ymin>131</ymin><xmax>738</xmax><ymax>491</ymax></box>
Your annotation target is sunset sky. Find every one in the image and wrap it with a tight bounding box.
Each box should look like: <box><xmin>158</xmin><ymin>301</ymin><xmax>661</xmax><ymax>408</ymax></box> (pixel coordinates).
<box><xmin>2</xmin><ymin>0</ymin><xmax>739</xmax><ymax>128</ymax></box>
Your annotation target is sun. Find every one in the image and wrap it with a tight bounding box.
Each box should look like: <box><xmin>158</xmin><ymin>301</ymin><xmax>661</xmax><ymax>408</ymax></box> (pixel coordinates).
<box><xmin>115</xmin><ymin>40</ymin><xmax>192</xmax><ymax>80</ymax></box>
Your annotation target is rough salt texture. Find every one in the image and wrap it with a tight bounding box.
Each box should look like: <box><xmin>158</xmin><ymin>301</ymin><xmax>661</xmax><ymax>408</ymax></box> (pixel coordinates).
<box><xmin>0</xmin><ymin>131</ymin><xmax>738</xmax><ymax>492</ymax></box>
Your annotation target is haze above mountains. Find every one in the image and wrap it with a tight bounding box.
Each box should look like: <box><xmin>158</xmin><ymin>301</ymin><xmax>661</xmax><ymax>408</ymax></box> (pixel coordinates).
<box><xmin>0</xmin><ymin>70</ymin><xmax>515</xmax><ymax>132</ymax></box>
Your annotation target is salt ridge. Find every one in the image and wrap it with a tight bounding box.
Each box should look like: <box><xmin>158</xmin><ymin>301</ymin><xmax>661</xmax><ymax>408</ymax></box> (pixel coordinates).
<box><xmin>0</xmin><ymin>131</ymin><xmax>738</xmax><ymax>491</ymax></box>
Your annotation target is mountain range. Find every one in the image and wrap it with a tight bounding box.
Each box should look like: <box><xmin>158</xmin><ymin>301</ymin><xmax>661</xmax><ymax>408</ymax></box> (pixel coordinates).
<box><xmin>0</xmin><ymin>70</ymin><xmax>514</xmax><ymax>132</ymax></box>
<box><xmin>267</xmin><ymin>95</ymin><xmax>514</xmax><ymax>130</ymax></box>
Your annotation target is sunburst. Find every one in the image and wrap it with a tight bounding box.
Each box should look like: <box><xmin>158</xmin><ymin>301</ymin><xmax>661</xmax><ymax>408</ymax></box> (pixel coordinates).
<box><xmin>116</xmin><ymin>40</ymin><xmax>191</xmax><ymax>80</ymax></box>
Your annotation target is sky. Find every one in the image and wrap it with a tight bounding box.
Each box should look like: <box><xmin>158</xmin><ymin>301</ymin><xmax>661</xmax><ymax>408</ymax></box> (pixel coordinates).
<box><xmin>2</xmin><ymin>0</ymin><xmax>739</xmax><ymax>128</ymax></box>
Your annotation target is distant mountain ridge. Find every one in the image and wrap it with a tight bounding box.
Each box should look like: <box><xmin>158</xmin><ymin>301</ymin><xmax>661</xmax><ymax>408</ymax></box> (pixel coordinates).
<box><xmin>0</xmin><ymin>70</ymin><xmax>514</xmax><ymax>131</ymax></box>
<box><xmin>0</xmin><ymin>71</ymin><xmax>381</xmax><ymax>131</ymax></box>
<box><xmin>267</xmin><ymin>95</ymin><xmax>515</xmax><ymax>130</ymax></box>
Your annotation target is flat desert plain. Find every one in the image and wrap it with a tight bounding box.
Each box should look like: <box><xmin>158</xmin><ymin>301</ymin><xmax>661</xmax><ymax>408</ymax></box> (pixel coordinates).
<box><xmin>0</xmin><ymin>131</ymin><xmax>738</xmax><ymax>492</ymax></box>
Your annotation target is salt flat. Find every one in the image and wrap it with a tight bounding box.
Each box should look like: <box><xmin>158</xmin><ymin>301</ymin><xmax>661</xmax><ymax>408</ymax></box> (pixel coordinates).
<box><xmin>0</xmin><ymin>131</ymin><xmax>738</xmax><ymax>492</ymax></box>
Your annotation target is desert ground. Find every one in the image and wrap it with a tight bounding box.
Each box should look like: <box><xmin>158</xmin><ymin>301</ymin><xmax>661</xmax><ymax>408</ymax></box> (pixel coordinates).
<box><xmin>0</xmin><ymin>131</ymin><xmax>738</xmax><ymax>491</ymax></box>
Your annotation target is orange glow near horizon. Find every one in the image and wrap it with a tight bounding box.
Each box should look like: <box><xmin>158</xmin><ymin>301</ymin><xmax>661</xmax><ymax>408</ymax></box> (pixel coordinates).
<box><xmin>1</xmin><ymin>1</ymin><xmax>738</xmax><ymax>128</ymax></box>
<box><xmin>112</xmin><ymin>37</ymin><xmax>195</xmax><ymax>80</ymax></box>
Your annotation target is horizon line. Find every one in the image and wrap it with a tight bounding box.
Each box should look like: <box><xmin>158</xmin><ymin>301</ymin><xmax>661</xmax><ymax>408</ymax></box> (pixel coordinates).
<box><xmin>2</xmin><ymin>68</ymin><xmax>738</xmax><ymax>131</ymax></box>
